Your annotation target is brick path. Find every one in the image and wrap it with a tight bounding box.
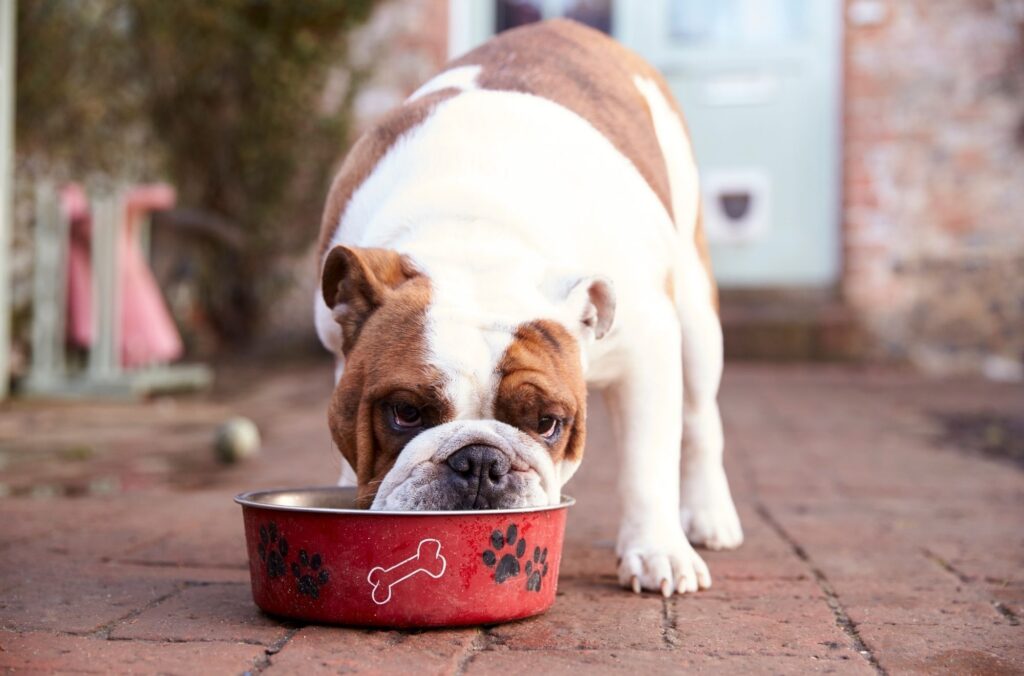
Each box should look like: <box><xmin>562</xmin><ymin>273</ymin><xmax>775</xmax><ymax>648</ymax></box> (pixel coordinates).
<box><xmin>1</xmin><ymin>362</ymin><xmax>1022</xmax><ymax>674</ymax></box>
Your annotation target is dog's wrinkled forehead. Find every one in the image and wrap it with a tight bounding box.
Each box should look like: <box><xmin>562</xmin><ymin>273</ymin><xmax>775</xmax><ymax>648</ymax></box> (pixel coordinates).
<box><xmin>423</xmin><ymin>313</ymin><xmax>514</xmax><ymax>419</ymax></box>
<box><xmin>417</xmin><ymin>259</ymin><xmax>576</xmax><ymax>419</ymax></box>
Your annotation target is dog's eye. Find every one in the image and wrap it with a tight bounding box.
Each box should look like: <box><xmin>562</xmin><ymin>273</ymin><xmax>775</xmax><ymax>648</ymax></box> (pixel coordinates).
<box><xmin>391</xmin><ymin>403</ymin><xmax>423</xmax><ymax>429</ymax></box>
<box><xmin>538</xmin><ymin>416</ymin><xmax>561</xmax><ymax>439</ymax></box>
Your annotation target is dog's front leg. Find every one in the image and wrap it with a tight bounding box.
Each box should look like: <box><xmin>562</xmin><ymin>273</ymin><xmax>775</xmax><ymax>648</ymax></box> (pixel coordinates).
<box><xmin>604</xmin><ymin>304</ymin><xmax>711</xmax><ymax>596</ymax></box>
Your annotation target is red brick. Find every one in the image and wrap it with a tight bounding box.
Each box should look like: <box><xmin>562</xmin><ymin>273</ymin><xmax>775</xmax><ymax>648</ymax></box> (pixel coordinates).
<box><xmin>0</xmin><ymin>631</ymin><xmax>266</xmax><ymax>675</ymax></box>
<box><xmin>265</xmin><ymin>625</ymin><xmax>479</xmax><ymax>675</ymax></box>
<box><xmin>858</xmin><ymin>623</ymin><xmax>1024</xmax><ymax>674</ymax></box>
<box><xmin>987</xmin><ymin>581</ymin><xmax>1024</xmax><ymax>619</ymax></box>
<box><xmin>838</xmin><ymin>581</ymin><xmax>1008</xmax><ymax>628</ymax></box>
<box><xmin>810</xmin><ymin>547</ymin><xmax>982</xmax><ymax>590</ymax></box>
<box><xmin>845</xmin><ymin>179</ymin><xmax>879</xmax><ymax>209</ymax></box>
<box><xmin>1</xmin><ymin>551</ymin><xmax>247</xmax><ymax>602</ymax></box>
<box><xmin>925</xmin><ymin>542</ymin><xmax>1024</xmax><ymax>589</ymax></box>
<box><xmin>488</xmin><ymin>577</ymin><xmax>665</xmax><ymax>651</ymax></box>
<box><xmin>0</xmin><ymin>497</ymin><xmax>124</xmax><ymax>546</ymax></box>
<box><xmin>103</xmin><ymin>561</ymin><xmax>250</xmax><ymax>585</ymax></box>
<box><xmin>22</xmin><ymin>489</ymin><xmax>249</xmax><ymax>570</ymax></box>
<box><xmin>110</xmin><ymin>583</ymin><xmax>288</xmax><ymax>645</ymax></box>
<box><xmin>699</xmin><ymin>505</ymin><xmax>808</xmax><ymax>582</ymax></box>
<box><xmin>466</xmin><ymin>650</ymin><xmax>873</xmax><ymax>675</ymax></box>
<box><xmin>555</xmin><ymin>540</ymin><xmax>616</xmax><ymax>580</ymax></box>
<box><xmin>0</xmin><ymin>557</ymin><xmax>181</xmax><ymax>634</ymax></box>
<box><xmin>118</xmin><ymin>508</ymin><xmax>248</xmax><ymax>569</ymax></box>
<box><xmin>671</xmin><ymin>579</ymin><xmax>861</xmax><ymax>659</ymax></box>
<box><xmin>25</xmin><ymin>495</ymin><xmax>178</xmax><ymax>562</ymax></box>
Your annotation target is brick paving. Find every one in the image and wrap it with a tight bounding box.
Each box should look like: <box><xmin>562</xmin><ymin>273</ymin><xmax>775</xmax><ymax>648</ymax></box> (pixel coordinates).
<box><xmin>1</xmin><ymin>361</ymin><xmax>1022</xmax><ymax>674</ymax></box>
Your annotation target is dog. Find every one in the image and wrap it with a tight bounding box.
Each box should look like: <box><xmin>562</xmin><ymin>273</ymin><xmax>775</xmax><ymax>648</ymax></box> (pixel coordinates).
<box><xmin>314</xmin><ymin>19</ymin><xmax>742</xmax><ymax>596</ymax></box>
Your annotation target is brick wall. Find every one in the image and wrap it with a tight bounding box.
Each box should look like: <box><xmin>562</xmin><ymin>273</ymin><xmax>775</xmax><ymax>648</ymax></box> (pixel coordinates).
<box><xmin>843</xmin><ymin>0</ymin><xmax>1024</xmax><ymax>376</ymax></box>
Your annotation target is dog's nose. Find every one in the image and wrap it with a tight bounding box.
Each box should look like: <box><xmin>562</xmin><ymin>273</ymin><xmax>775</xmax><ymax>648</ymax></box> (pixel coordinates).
<box><xmin>445</xmin><ymin>444</ymin><xmax>511</xmax><ymax>508</ymax></box>
<box><xmin>446</xmin><ymin>444</ymin><xmax>510</xmax><ymax>483</ymax></box>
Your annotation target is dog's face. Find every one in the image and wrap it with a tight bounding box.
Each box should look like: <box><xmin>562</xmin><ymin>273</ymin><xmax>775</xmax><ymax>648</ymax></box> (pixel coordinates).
<box><xmin>321</xmin><ymin>245</ymin><xmax>614</xmax><ymax>511</ymax></box>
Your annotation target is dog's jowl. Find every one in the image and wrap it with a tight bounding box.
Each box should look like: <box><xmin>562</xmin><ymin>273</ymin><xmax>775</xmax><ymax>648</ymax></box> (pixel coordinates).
<box><xmin>314</xmin><ymin>19</ymin><xmax>743</xmax><ymax>596</ymax></box>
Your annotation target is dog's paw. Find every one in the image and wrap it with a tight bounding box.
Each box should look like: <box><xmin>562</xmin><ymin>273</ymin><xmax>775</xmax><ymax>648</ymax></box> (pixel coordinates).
<box><xmin>680</xmin><ymin>468</ymin><xmax>744</xmax><ymax>550</ymax></box>
<box><xmin>617</xmin><ymin>524</ymin><xmax>711</xmax><ymax>597</ymax></box>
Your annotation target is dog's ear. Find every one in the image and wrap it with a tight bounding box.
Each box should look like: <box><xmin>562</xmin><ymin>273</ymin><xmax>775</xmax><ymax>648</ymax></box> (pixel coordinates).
<box><xmin>560</xmin><ymin>276</ymin><xmax>616</xmax><ymax>342</ymax></box>
<box><xmin>321</xmin><ymin>245</ymin><xmax>417</xmax><ymax>352</ymax></box>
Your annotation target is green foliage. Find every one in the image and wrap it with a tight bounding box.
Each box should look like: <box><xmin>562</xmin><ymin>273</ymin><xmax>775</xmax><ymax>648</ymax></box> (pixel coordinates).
<box><xmin>17</xmin><ymin>0</ymin><xmax>380</xmax><ymax>339</ymax></box>
<box><xmin>17</xmin><ymin>0</ymin><xmax>143</xmax><ymax>173</ymax></box>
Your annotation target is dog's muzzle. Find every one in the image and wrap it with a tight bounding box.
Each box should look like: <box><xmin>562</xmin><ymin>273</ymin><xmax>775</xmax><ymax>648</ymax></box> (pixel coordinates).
<box><xmin>369</xmin><ymin>420</ymin><xmax>560</xmax><ymax>511</ymax></box>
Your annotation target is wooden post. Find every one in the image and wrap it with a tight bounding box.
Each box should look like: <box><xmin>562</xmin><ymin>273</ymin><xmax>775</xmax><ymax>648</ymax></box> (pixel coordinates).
<box><xmin>27</xmin><ymin>183</ymin><xmax>67</xmax><ymax>389</ymax></box>
<box><xmin>0</xmin><ymin>0</ymin><xmax>16</xmax><ymax>399</ymax></box>
<box><xmin>87</xmin><ymin>191</ymin><xmax>120</xmax><ymax>381</ymax></box>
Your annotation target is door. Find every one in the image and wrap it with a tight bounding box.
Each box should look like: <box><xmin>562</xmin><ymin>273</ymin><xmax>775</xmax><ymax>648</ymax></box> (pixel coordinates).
<box><xmin>448</xmin><ymin>0</ymin><xmax>843</xmax><ymax>288</ymax></box>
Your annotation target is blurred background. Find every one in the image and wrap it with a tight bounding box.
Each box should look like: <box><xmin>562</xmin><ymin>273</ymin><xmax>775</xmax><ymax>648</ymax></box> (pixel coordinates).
<box><xmin>0</xmin><ymin>0</ymin><xmax>1022</xmax><ymax>493</ymax></box>
<box><xmin>4</xmin><ymin>0</ymin><xmax>1024</xmax><ymax>399</ymax></box>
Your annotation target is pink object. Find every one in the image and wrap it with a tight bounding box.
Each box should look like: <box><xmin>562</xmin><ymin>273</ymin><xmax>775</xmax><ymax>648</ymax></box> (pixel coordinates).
<box><xmin>235</xmin><ymin>487</ymin><xmax>573</xmax><ymax>627</ymax></box>
<box><xmin>63</xmin><ymin>184</ymin><xmax>93</xmax><ymax>349</ymax></box>
<box><xmin>62</xmin><ymin>183</ymin><xmax>184</xmax><ymax>367</ymax></box>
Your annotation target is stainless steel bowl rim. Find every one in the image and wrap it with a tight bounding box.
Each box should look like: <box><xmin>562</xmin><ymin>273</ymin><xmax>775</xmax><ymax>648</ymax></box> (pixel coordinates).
<box><xmin>234</xmin><ymin>486</ymin><xmax>575</xmax><ymax>516</ymax></box>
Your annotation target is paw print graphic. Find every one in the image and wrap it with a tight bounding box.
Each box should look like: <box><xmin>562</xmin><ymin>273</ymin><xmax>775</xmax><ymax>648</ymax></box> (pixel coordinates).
<box><xmin>258</xmin><ymin>522</ymin><xmax>288</xmax><ymax>579</ymax></box>
<box><xmin>525</xmin><ymin>546</ymin><xmax>549</xmax><ymax>592</ymax></box>
<box><xmin>291</xmin><ymin>548</ymin><xmax>330</xmax><ymax>599</ymax></box>
<box><xmin>482</xmin><ymin>524</ymin><xmax>527</xmax><ymax>583</ymax></box>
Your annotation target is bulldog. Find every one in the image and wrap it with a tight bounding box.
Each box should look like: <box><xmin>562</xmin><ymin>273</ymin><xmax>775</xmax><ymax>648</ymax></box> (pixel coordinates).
<box><xmin>314</xmin><ymin>19</ymin><xmax>742</xmax><ymax>596</ymax></box>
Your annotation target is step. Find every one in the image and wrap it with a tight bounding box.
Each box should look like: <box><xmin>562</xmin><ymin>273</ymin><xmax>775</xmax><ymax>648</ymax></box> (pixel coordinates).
<box><xmin>719</xmin><ymin>289</ymin><xmax>866</xmax><ymax>361</ymax></box>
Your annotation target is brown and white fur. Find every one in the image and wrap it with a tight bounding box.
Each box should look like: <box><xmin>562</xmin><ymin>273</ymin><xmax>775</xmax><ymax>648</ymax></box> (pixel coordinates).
<box><xmin>314</xmin><ymin>20</ymin><xmax>742</xmax><ymax>596</ymax></box>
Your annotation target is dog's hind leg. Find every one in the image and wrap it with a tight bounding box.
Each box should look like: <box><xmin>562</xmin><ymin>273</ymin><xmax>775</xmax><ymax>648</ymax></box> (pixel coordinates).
<box><xmin>634</xmin><ymin>73</ymin><xmax>742</xmax><ymax>551</ymax></box>
<box><xmin>673</xmin><ymin>222</ymin><xmax>743</xmax><ymax>550</ymax></box>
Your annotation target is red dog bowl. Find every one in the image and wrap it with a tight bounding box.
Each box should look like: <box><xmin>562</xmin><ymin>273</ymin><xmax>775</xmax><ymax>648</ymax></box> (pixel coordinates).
<box><xmin>234</xmin><ymin>487</ymin><xmax>574</xmax><ymax>627</ymax></box>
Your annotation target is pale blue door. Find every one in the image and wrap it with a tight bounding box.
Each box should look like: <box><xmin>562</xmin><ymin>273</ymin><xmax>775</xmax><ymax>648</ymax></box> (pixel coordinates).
<box><xmin>617</xmin><ymin>0</ymin><xmax>843</xmax><ymax>288</ymax></box>
<box><xmin>452</xmin><ymin>0</ymin><xmax>843</xmax><ymax>288</ymax></box>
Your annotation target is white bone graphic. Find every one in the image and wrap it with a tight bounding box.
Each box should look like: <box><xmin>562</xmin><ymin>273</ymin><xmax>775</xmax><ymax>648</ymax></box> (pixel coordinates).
<box><xmin>366</xmin><ymin>538</ymin><xmax>447</xmax><ymax>605</ymax></box>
